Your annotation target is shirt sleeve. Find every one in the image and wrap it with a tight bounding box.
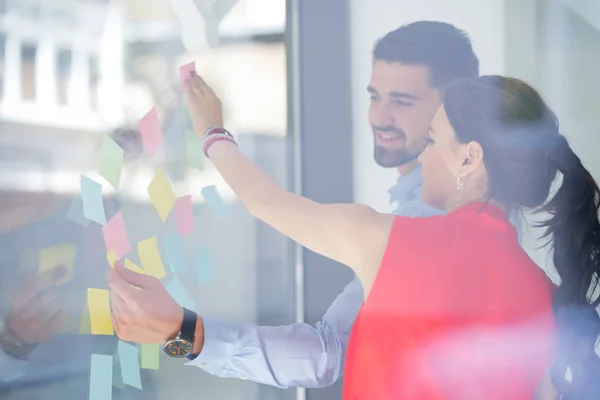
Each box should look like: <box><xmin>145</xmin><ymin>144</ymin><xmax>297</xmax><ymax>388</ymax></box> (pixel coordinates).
<box><xmin>185</xmin><ymin>277</ymin><xmax>364</xmax><ymax>388</ymax></box>
<box><xmin>0</xmin><ymin>346</ymin><xmax>28</xmax><ymax>384</ymax></box>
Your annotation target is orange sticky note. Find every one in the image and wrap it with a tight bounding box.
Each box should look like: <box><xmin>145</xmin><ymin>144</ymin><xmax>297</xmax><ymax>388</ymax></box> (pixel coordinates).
<box><xmin>147</xmin><ymin>167</ymin><xmax>176</xmax><ymax>222</ymax></box>
<box><xmin>87</xmin><ymin>288</ymin><xmax>114</xmax><ymax>335</ymax></box>
<box><xmin>138</xmin><ymin>237</ymin><xmax>167</xmax><ymax>280</ymax></box>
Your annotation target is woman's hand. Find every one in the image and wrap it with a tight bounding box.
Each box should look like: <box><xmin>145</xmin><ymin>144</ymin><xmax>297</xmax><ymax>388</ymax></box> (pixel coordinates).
<box><xmin>185</xmin><ymin>74</ymin><xmax>224</xmax><ymax>136</ymax></box>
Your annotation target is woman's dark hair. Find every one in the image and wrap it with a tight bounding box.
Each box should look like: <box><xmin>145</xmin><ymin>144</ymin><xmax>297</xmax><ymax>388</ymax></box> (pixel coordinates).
<box><xmin>443</xmin><ymin>75</ymin><xmax>600</xmax><ymax>399</ymax></box>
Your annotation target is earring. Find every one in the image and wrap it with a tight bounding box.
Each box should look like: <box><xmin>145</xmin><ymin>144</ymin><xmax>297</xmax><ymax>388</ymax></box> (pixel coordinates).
<box><xmin>456</xmin><ymin>176</ymin><xmax>464</xmax><ymax>191</ymax></box>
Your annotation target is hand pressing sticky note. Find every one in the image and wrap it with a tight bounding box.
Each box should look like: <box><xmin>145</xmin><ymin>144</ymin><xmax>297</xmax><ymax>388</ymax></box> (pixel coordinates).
<box><xmin>87</xmin><ymin>288</ymin><xmax>114</xmax><ymax>335</ymax></box>
<box><xmin>98</xmin><ymin>134</ymin><xmax>124</xmax><ymax>189</ymax></box>
<box><xmin>81</xmin><ymin>175</ymin><xmax>106</xmax><ymax>225</ymax></box>
<box><xmin>148</xmin><ymin>167</ymin><xmax>176</xmax><ymax>222</ymax></box>
<box><xmin>103</xmin><ymin>211</ymin><xmax>131</xmax><ymax>259</ymax></box>
<box><xmin>185</xmin><ymin>128</ymin><xmax>204</xmax><ymax>170</ymax></box>
<box><xmin>179</xmin><ymin>61</ymin><xmax>196</xmax><ymax>88</ymax></box>
<box><xmin>38</xmin><ymin>243</ymin><xmax>77</xmax><ymax>286</ymax></box>
<box><xmin>140</xmin><ymin>343</ymin><xmax>160</xmax><ymax>370</ymax></box>
<box><xmin>124</xmin><ymin>259</ymin><xmax>145</xmax><ymax>275</ymax></box>
<box><xmin>175</xmin><ymin>196</ymin><xmax>194</xmax><ymax>236</ymax></box>
<box><xmin>118</xmin><ymin>341</ymin><xmax>142</xmax><ymax>390</ymax></box>
<box><xmin>201</xmin><ymin>185</ymin><xmax>228</xmax><ymax>219</ymax></box>
<box><xmin>138</xmin><ymin>237</ymin><xmax>167</xmax><ymax>280</ymax></box>
<box><xmin>89</xmin><ymin>354</ymin><xmax>113</xmax><ymax>400</ymax></box>
<box><xmin>139</xmin><ymin>107</ymin><xmax>164</xmax><ymax>157</ymax></box>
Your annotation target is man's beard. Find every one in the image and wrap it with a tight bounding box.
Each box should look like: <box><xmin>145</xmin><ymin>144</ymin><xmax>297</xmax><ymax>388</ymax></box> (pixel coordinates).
<box><xmin>372</xmin><ymin>125</ymin><xmax>420</xmax><ymax>168</ymax></box>
<box><xmin>374</xmin><ymin>145</ymin><xmax>418</xmax><ymax>168</ymax></box>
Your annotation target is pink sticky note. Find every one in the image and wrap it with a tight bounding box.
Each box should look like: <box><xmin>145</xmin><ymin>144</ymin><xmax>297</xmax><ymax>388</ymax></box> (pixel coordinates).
<box><xmin>102</xmin><ymin>211</ymin><xmax>131</xmax><ymax>259</ymax></box>
<box><xmin>175</xmin><ymin>196</ymin><xmax>194</xmax><ymax>236</ymax></box>
<box><xmin>179</xmin><ymin>62</ymin><xmax>196</xmax><ymax>89</ymax></box>
<box><xmin>138</xmin><ymin>108</ymin><xmax>164</xmax><ymax>157</ymax></box>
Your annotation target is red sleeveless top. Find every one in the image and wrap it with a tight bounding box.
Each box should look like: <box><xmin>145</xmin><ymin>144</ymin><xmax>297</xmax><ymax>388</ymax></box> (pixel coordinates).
<box><xmin>343</xmin><ymin>203</ymin><xmax>556</xmax><ymax>400</ymax></box>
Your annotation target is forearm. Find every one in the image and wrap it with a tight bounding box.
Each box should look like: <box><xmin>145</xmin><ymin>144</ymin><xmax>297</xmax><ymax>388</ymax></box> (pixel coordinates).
<box><xmin>206</xmin><ymin>139</ymin><xmax>279</xmax><ymax>218</ymax></box>
<box><xmin>0</xmin><ymin>347</ymin><xmax>28</xmax><ymax>385</ymax></box>
<box><xmin>186</xmin><ymin>317</ymin><xmax>345</xmax><ymax>389</ymax></box>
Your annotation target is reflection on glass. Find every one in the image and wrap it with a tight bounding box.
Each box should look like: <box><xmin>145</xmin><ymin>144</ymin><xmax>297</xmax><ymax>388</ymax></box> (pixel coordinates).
<box><xmin>20</xmin><ymin>44</ymin><xmax>36</xmax><ymax>101</ymax></box>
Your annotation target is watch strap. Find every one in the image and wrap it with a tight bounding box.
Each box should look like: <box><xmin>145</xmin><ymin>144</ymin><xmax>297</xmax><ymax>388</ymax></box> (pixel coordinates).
<box><xmin>180</xmin><ymin>308</ymin><xmax>197</xmax><ymax>342</ymax></box>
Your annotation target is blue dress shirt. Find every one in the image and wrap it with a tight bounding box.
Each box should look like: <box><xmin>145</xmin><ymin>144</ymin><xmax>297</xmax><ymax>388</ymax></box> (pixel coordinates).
<box><xmin>185</xmin><ymin>166</ymin><xmax>443</xmax><ymax>388</ymax></box>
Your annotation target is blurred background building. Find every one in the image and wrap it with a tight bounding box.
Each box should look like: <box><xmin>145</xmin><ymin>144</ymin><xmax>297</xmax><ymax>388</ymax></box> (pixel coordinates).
<box><xmin>0</xmin><ymin>0</ymin><xmax>599</xmax><ymax>399</ymax></box>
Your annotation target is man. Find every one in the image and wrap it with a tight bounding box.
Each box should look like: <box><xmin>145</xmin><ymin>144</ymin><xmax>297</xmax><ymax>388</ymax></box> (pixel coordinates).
<box><xmin>109</xmin><ymin>21</ymin><xmax>479</xmax><ymax>388</ymax></box>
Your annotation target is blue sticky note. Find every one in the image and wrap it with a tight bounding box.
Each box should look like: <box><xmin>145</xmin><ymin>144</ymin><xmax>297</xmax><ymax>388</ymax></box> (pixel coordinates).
<box><xmin>165</xmin><ymin>275</ymin><xmax>196</xmax><ymax>310</ymax></box>
<box><xmin>89</xmin><ymin>354</ymin><xmax>113</xmax><ymax>400</ymax></box>
<box><xmin>162</xmin><ymin>232</ymin><xmax>187</xmax><ymax>274</ymax></box>
<box><xmin>194</xmin><ymin>245</ymin><xmax>215</xmax><ymax>286</ymax></box>
<box><xmin>118</xmin><ymin>341</ymin><xmax>142</xmax><ymax>390</ymax></box>
<box><xmin>66</xmin><ymin>196</ymin><xmax>90</xmax><ymax>227</ymax></box>
<box><xmin>201</xmin><ymin>185</ymin><xmax>228</xmax><ymax>219</ymax></box>
<box><xmin>81</xmin><ymin>176</ymin><xmax>106</xmax><ymax>225</ymax></box>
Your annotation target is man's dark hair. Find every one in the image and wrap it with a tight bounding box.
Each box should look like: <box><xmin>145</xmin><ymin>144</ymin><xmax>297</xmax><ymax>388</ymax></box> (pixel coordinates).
<box><xmin>373</xmin><ymin>21</ymin><xmax>479</xmax><ymax>87</ymax></box>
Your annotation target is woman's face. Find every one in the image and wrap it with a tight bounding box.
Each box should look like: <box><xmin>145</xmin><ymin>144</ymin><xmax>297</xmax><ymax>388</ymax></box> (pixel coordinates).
<box><xmin>418</xmin><ymin>105</ymin><xmax>467</xmax><ymax>210</ymax></box>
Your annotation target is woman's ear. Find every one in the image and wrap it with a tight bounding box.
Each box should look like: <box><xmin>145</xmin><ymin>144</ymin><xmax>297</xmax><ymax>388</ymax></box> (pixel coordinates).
<box><xmin>457</xmin><ymin>141</ymin><xmax>484</xmax><ymax>177</ymax></box>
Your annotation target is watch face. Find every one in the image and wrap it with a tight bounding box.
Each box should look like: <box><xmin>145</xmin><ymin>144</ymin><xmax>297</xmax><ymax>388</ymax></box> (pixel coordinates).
<box><xmin>163</xmin><ymin>338</ymin><xmax>193</xmax><ymax>358</ymax></box>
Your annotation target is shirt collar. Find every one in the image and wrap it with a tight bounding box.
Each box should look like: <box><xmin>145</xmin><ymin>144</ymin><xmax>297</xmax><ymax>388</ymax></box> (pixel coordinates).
<box><xmin>388</xmin><ymin>165</ymin><xmax>424</xmax><ymax>205</ymax></box>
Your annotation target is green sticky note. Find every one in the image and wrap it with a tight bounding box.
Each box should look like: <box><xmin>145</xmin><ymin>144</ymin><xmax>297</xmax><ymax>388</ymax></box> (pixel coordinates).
<box><xmin>99</xmin><ymin>134</ymin><xmax>124</xmax><ymax>189</ymax></box>
<box><xmin>140</xmin><ymin>343</ymin><xmax>160</xmax><ymax>370</ymax></box>
<box><xmin>185</xmin><ymin>128</ymin><xmax>204</xmax><ymax>170</ymax></box>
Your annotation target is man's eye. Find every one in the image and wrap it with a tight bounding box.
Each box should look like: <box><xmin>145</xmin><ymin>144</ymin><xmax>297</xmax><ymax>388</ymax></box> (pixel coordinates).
<box><xmin>395</xmin><ymin>100</ymin><xmax>414</xmax><ymax>107</ymax></box>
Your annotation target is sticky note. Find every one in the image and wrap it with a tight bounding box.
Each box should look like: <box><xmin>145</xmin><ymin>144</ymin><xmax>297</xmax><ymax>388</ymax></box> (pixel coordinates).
<box><xmin>118</xmin><ymin>341</ymin><xmax>142</xmax><ymax>390</ymax></box>
<box><xmin>89</xmin><ymin>354</ymin><xmax>113</xmax><ymax>400</ymax></box>
<box><xmin>162</xmin><ymin>232</ymin><xmax>187</xmax><ymax>273</ymax></box>
<box><xmin>201</xmin><ymin>185</ymin><xmax>228</xmax><ymax>219</ymax></box>
<box><xmin>175</xmin><ymin>196</ymin><xmax>194</xmax><ymax>236</ymax></box>
<box><xmin>66</xmin><ymin>196</ymin><xmax>90</xmax><ymax>227</ymax></box>
<box><xmin>87</xmin><ymin>288</ymin><xmax>114</xmax><ymax>335</ymax></box>
<box><xmin>194</xmin><ymin>245</ymin><xmax>215</xmax><ymax>286</ymax></box>
<box><xmin>81</xmin><ymin>175</ymin><xmax>106</xmax><ymax>225</ymax></box>
<box><xmin>38</xmin><ymin>243</ymin><xmax>77</xmax><ymax>286</ymax></box>
<box><xmin>140</xmin><ymin>344</ymin><xmax>160</xmax><ymax>370</ymax></box>
<box><xmin>124</xmin><ymin>259</ymin><xmax>145</xmax><ymax>275</ymax></box>
<box><xmin>138</xmin><ymin>237</ymin><xmax>167</xmax><ymax>280</ymax></box>
<box><xmin>103</xmin><ymin>212</ymin><xmax>131</xmax><ymax>259</ymax></box>
<box><xmin>98</xmin><ymin>134</ymin><xmax>124</xmax><ymax>189</ymax></box>
<box><xmin>106</xmin><ymin>250</ymin><xmax>118</xmax><ymax>269</ymax></box>
<box><xmin>179</xmin><ymin>61</ymin><xmax>196</xmax><ymax>88</ymax></box>
<box><xmin>165</xmin><ymin>275</ymin><xmax>196</xmax><ymax>310</ymax></box>
<box><xmin>185</xmin><ymin>128</ymin><xmax>204</xmax><ymax>170</ymax></box>
<box><xmin>147</xmin><ymin>167</ymin><xmax>176</xmax><ymax>221</ymax></box>
<box><xmin>138</xmin><ymin>107</ymin><xmax>164</xmax><ymax>157</ymax></box>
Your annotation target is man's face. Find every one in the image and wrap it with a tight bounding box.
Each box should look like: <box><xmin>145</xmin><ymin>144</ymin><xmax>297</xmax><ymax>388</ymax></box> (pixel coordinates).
<box><xmin>368</xmin><ymin>61</ymin><xmax>443</xmax><ymax>168</ymax></box>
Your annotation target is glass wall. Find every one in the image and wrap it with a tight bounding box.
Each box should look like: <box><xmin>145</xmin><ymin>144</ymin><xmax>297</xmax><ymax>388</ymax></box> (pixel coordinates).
<box><xmin>0</xmin><ymin>1</ymin><xmax>294</xmax><ymax>399</ymax></box>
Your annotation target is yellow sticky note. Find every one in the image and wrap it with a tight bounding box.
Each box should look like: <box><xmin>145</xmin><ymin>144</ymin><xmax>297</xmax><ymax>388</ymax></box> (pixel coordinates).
<box><xmin>140</xmin><ymin>344</ymin><xmax>160</xmax><ymax>370</ymax></box>
<box><xmin>87</xmin><ymin>288</ymin><xmax>114</xmax><ymax>335</ymax></box>
<box><xmin>38</xmin><ymin>243</ymin><xmax>77</xmax><ymax>286</ymax></box>
<box><xmin>147</xmin><ymin>167</ymin><xmax>176</xmax><ymax>221</ymax></box>
<box><xmin>124</xmin><ymin>259</ymin><xmax>145</xmax><ymax>275</ymax></box>
<box><xmin>138</xmin><ymin>237</ymin><xmax>166</xmax><ymax>280</ymax></box>
<box><xmin>107</xmin><ymin>250</ymin><xmax>119</xmax><ymax>268</ymax></box>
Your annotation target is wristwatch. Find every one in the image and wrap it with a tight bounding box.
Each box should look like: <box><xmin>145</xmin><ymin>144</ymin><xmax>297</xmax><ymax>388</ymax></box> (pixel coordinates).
<box><xmin>0</xmin><ymin>319</ymin><xmax>37</xmax><ymax>359</ymax></box>
<box><xmin>163</xmin><ymin>308</ymin><xmax>196</xmax><ymax>358</ymax></box>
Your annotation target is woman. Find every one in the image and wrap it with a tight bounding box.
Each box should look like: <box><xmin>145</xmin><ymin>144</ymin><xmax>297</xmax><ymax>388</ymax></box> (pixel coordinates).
<box><xmin>185</xmin><ymin>74</ymin><xmax>600</xmax><ymax>399</ymax></box>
